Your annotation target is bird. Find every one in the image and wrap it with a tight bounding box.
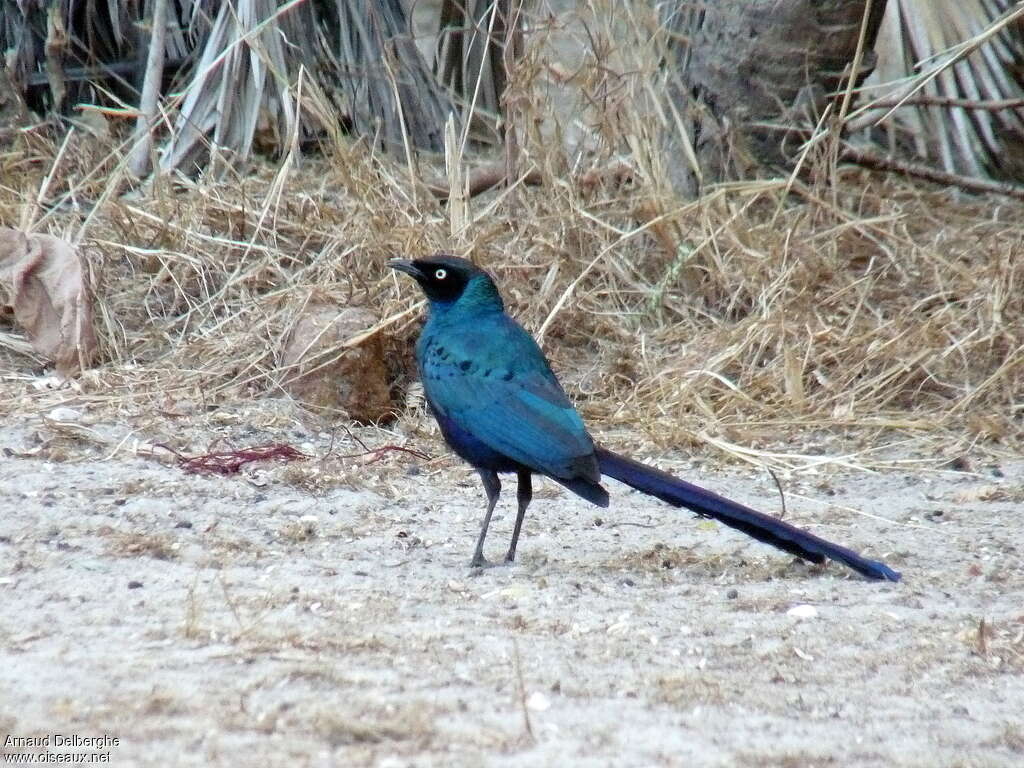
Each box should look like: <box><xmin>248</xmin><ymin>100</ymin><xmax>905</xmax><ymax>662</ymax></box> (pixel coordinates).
<box><xmin>389</xmin><ymin>255</ymin><xmax>901</xmax><ymax>582</ymax></box>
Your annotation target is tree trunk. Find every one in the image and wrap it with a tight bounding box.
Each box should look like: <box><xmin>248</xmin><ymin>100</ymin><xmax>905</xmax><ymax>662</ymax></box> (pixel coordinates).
<box><xmin>662</xmin><ymin>0</ymin><xmax>887</xmax><ymax>195</ymax></box>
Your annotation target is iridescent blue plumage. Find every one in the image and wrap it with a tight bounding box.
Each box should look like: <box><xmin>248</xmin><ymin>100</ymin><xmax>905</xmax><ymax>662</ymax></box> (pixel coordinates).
<box><xmin>419</xmin><ymin>301</ymin><xmax>605</xmax><ymax>499</ymax></box>
<box><xmin>390</xmin><ymin>256</ymin><xmax>900</xmax><ymax>581</ymax></box>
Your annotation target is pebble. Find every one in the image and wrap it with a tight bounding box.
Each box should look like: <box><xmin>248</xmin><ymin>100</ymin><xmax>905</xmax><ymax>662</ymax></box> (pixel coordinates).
<box><xmin>47</xmin><ymin>407</ymin><xmax>83</xmax><ymax>422</ymax></box>
<box><xmin>787</xmin><ymin>604</ymin><xmax>819</xmax><ymax>619</ymax></box>
<box><xmin>526</xmin><ymin>692</ymin><xmax>551</xmax><ymax>711</ymax></box>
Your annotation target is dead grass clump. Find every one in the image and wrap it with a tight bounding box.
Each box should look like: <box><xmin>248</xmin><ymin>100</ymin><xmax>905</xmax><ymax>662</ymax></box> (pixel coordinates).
<box><xmin>606</xmin><ymin>542</ymin><xmax>712</xmax><ymax>576</ymax></box>
<box><xmin>0</xmin><ymin>2</ymin><xmax>1020</xmax><ymax>474</ymax></box>
<box><xmin>963</xmin><ymin>617</ymin><xmax>1024</xmax><ymax>673</ymax></box>
<box><xmin>107</xmin><ymin>530</ymin><xmax>179</xmax><ymax>561</ymax></box>
<box><xmin>313</xmin><ymin>705</ymin><xmax>432</xmax><ymax>747</ymax></box>
<box><xmin>655</xmin><ymin>672</ymin><xmax>725</xmax><ymax>707</ymax></box>
<box><xmin>277</xmin><ymin>518</ymin><xmax>318</xmax><ymax>544</ymax></box>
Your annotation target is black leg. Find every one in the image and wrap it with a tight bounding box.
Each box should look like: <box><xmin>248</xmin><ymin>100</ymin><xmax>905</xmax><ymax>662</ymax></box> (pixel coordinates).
<box><xmin>505</xmin><ymin>470</ymin><xmax>533</xmax><ymax>563</ymax></box>
<box><xmin>471</xmin><ymin>469</ymin><xmax>501</xmax><ymax>568</ymax></box>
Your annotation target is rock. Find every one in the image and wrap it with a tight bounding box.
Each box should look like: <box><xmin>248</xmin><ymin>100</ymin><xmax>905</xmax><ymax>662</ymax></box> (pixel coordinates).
<box><xmin>280</xmin><ymin>301</ymin><xmax>392</xmax><ymax>423</ymax></box>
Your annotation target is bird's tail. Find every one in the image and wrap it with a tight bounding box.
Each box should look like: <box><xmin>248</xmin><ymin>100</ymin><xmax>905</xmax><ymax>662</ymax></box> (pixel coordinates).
<box><xmin>595</xmin><ymin>447</ymin><xmax>900</xmax><ymax>582</ymax></box>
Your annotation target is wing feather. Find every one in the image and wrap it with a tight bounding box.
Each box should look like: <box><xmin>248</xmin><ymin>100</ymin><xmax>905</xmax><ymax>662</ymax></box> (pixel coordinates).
<box><xmin>420</xmin><ymin>315</ymin><xmax>597</xmax><ymax>480</ymax></box>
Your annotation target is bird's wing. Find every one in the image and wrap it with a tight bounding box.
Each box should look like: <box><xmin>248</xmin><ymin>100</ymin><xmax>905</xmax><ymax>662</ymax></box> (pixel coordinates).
<box><xmin>420</xmin><ymin>316</ymin><xmax>597</xmax><ymax>480</ymax></box>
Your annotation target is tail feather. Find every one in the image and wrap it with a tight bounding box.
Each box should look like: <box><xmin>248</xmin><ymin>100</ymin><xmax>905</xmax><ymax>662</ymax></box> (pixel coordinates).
<box><xmin>556</xmin><ymin>476</ymin><xmax>610</xmax><ymax>508</ymax></box>
<box><xmin>596</xmin><ymin>448</ymin><xmax>900</xmax><ymax>582</ymax></box>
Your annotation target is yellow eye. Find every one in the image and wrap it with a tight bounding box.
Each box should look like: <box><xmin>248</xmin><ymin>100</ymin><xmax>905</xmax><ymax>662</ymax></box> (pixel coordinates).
<box><xmin>435</xmin><ymin>269</ymin><xmax>447</xmax><ymax>280</ymax></box>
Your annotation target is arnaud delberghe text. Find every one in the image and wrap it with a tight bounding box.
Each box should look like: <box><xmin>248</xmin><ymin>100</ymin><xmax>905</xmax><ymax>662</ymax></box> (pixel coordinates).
<box><xmin>4</xmin><ymin>735</ymin><xmax>120</xmax><ymax>748</ymax></box>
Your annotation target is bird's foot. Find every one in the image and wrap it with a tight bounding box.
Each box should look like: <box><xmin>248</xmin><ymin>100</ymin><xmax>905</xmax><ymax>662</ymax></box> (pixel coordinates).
<box><xmin>468</xmin><ymin>553</ymin><xmax>519</xmax><ymax>573</ymax></box>
<box><xmin>469</xmin><ymin>553</ymin><xmax>493</xmax><ymax>571</ymax></box>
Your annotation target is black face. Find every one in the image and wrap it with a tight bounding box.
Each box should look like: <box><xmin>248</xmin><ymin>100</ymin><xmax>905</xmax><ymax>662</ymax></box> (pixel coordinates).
<box><xmin>389</xmin><ymin>255</ymin><xmax>480</xmax><ymax>303</ymax></box>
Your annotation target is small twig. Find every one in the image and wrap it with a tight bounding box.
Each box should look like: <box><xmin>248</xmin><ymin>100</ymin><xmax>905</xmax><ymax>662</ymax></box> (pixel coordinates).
<box><xmin>332</xmin><ymin>444</ymin><xmax>432</xmax><ymax>463</ymax></box>
<box><xmin>842</xmin><ymin>144</ymin><xmax>1024</xmax><ymax>200</ymax></box>
<box><xmin>217</xmin><ymin>571</ymin><xmax>245</xmax><ymax>629</ymax></box>
<box><xmin>340</xmin><ymin>301</ymin><xmax>425</xmax><ymax>349</ymax></box>
<box><xmin>320</xmin><ymin>427</ymin><xmax>339</xmax><ymax>464</ymax></box>
<box><xmin>511</xmin><ymin>637</ymin><xmax>534</xmax><ymax>742</ymax></box>
<box><xmin>766</xmin><ymin>467</ymin><xmax>788</xmax><ymax>520</ymax></box>
<box><xmin>342</xmin><ymin>423</ymin><xmax>370</xmax><ymax>453</ymax></box>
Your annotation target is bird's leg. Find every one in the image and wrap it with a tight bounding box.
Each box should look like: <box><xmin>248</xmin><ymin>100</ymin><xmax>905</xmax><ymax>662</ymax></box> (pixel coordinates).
<box><xmin>505</xmin><ymin>470</ymin><xmax>533</xmax><ymax>563</ymax></box>
<box><xmin>471</xmin><ymin>470</ymin><xmax>501</xmax><ymax>568</ymax></box>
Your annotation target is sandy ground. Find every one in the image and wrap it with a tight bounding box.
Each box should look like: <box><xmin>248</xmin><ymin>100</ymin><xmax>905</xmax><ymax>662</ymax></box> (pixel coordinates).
<box><xmin>1</xmin><ymin>403</ymin><xmax>1022</xmax><ymax>767</ymax></box>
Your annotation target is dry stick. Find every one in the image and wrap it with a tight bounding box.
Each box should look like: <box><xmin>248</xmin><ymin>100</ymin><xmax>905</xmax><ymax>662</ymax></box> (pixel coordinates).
<box><xmin>381</xmin><ymin>28</ymin><xmax>420</xmax><ymax>211</ymax></box>
<box><xmin>445</xmin><ymin>115</ymin><xmax>469</xmax><ymax>240</ymax></box>
<box><xmin>829</xmin><ymin>0</ymin><xmax>875</xmax><ymax>210</ymax></box>
<box><xmin>836</xmin><ymin>0</ymin><xmax>874</xmax><ymax>125</ymax></box>
<box><xmin>868</xmin><ymin>95</ymin><xmax>1024</xmax><ymax>111</ymax></box>
<box><xmin>502</xmin><ymin>0</ymin><xmax>525</xmax><ymax>201</ymax></box>
<box><xmin>766</xmin><ymin>467</ymin><xmax>788</xmax><ymax>521</ymax></box>
<box><xmin>427</xmin><ymin>162</ymin><xmax>543</xmax><ymax>199</ymax></box>
<box><xmin>338</xmin><ymin>301</ymin><xmax>426</xmax><ymax>349</ymax></box>
<box><xmin>425</xmin><ymin>159</ymin><xmax>634</xmax><ymax>202</ymax></box>
<box><xmin>44</xmin><ymin>5</ymin><xmax>67</xmax><ymax>113</ymax></box>
<box><xmin>458</xmin><ymin>0</ymin><xmax>503</xmax><ymax>158</ymax></box>
<box><xmin>842</xmin><ymin>144</ymin><xmax>1024</xmax><ymax>201</ymax></box>
<box><xmin>771</xmin><ymin>100</ymin><xmax>834</xmax><ymax>227</ymax></box>
<box><xmin>511</xmin><ymin>637</ymin><xmax>534</xmax><ymax>742</ymax></box>
<box><xmin>25</xmin><ymin>129</ymin><xmax>75</xmax><ymax>230</ymax></box>
<box><xmin>426</xmin><ymin>160</ymin><xmax>633</xmax><ymax>201</ymax></box>
<box><xmin>129</xmin><ymin>0</ymin><xmax>168</xmax><ymax>177</ymax></box>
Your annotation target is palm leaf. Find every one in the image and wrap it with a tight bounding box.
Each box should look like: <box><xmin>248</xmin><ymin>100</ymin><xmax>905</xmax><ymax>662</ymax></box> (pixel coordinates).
<box><xmin>159</xmin><ymin>0</ymin><xmax>453</xmax><ymax>173</ymax></box>
<box><xmin>854</xmin><ymin>0</ymin><xmax>1024</xmax><ymax>180</ymax></box>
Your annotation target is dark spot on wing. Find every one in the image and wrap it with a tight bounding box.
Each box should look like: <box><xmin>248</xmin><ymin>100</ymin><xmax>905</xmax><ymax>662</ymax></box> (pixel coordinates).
<box><xmin>502</xmin><ymin>371</ymin><xmax>514</xmax><ymax>381</ymax></box>
<box><xmin>459</xmin><ymin>360</ymin><xmax>471</xmax><ymax>371</ymax></box>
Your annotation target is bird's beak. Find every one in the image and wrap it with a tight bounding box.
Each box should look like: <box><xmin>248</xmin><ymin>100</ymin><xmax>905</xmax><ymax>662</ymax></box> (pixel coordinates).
<box><xmin>388</xmin><ymin>259</ymin><xmax>423</xmax><ymax>280</ymax></box>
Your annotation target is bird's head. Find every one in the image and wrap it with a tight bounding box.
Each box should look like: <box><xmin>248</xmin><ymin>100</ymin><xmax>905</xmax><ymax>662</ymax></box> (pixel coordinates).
<box><xmin>389</xmin><ymin>255</ymin><xmax>503</xmax><ymax>311</ymax></box>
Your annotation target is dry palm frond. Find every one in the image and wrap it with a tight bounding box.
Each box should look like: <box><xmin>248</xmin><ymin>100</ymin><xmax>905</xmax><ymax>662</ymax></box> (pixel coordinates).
<box><xmin>1</xmin><ymin>0</ymin><xmax>453</xmax><ymax>174</ymax></box>
<box><xmin>159</xmin><ymin>0</ymin><xmax>454</xmax><ymax>173</ymax></box>
<box><xmin>434</xmin><ymin>0</ymin><xmax>527</xmax><ymax>143</ymax></box>
<box><xmin>853</xmin><ymin>0</ymin><xmax>1024</xmax><ymax>180</ymax></box>
<box><xmin>316</xmin><ymin>0</ymin><xmax>453</xmax><ymax>154</ymax></box>
<box><xmin>159</xmin><ymin>0</ymin><xmax>301</xmax><ymax>173</ymax></box>
<box><xmin>0</xmin><ymin>0</ymin><xmax>213</xmax><ymax>114</ymax></box>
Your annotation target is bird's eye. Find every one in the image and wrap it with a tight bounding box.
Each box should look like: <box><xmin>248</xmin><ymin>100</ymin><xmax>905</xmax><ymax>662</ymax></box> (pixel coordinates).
<box><xmin>435</xmin><ymin>269</ymin><xmax>447</xmax><ymax>280</ymax></box>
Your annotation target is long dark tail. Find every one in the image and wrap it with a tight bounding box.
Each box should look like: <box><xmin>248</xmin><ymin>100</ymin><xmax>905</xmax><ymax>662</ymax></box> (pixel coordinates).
<box><xmin>595</xmin><ymin>448</ymin><xmax>900</xmax><ymax>582</ymax></box>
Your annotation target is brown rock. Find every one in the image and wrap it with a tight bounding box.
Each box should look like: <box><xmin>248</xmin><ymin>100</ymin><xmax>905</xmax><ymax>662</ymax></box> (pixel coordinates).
<box><xmin>280</xmin><ymin>301</ymin><xmax>392</xmax><ymax>424</ymax></box>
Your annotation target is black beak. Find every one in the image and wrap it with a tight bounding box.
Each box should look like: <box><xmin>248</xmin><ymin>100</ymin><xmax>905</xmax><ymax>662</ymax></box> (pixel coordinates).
<box><xmin>388</xmin><ymin>259</ymin><xmax>423</xmax><ymax>280</ymax></box>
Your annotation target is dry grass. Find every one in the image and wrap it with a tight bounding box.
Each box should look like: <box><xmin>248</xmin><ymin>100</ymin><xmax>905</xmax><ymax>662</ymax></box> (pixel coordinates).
<box><xmin>106</xmin><ymin>529</ymin><xmax>180</xmax><ymax>561</ymax></box>
<box><xmin>0</xmin><ymin>2</ymin><xmax>1020</xmax><ymax>474</ymax></box>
